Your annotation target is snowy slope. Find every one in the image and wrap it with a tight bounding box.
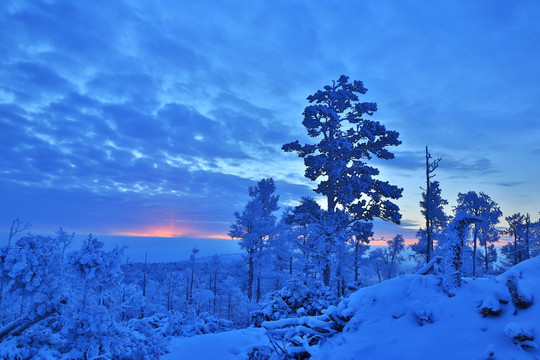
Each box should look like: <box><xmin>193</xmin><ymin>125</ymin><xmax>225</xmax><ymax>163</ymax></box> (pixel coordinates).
<box><xmin>161</xmin><ymin>258</ymin><xmax>540</xmax><ymax>360</ymax></box>
<box><xmin>315</xmin><ymin>257</ymin><xmax>540</xmax><ymax>360</ymax></box>
<box><xmin>162</xmin><ymin>327</ymin><xmax>269</xmax><ymax>360</ymax></box>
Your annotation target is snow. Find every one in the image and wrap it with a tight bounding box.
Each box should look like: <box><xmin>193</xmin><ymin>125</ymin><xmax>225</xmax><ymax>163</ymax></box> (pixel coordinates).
<box><xmin>159</xmin><ymin>257</ymin><xmax>540</xmax><ymax>359</ymax></box>
<box><xmin>161</xmin><ymin>327</ymin><xmax>269</xmax><ymax>360</ymax></box>
<box><xmin>314</xmin><ymin>256</ymin><xmax>540</xmax><ymax>360</ymax></box>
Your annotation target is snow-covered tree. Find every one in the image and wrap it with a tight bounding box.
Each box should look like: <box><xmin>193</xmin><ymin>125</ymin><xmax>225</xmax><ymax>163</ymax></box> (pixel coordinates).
<box><xmin>412</xmin><ymin>180</ymin><xmax>448</xmax><ymax>265</ymax></box>
<box><xmin>284</xmin><ymin>197</ymin><xmax>324</xmax><ymax>278</ymax></box>
<box><xmin>252</xmin><ymin>276</ymin><xmax>336</xmax><ymax>325</ymax></box>
<box><xmin>384</xmin><ymin>234</ymin><xmax>406</xmax><ymax>279</ymax></box>
<box><xmin>455</xmin><ymin>191</ymin><xmax>502</xmax><ymax>276</ymax></box>
<box><xmin>368</xmin><ymin>248</ymin><xmax>386</xmax><ymax>283</ymax></box>
<box><xmin>187</xmin><ymin>246</ymin><xmax>199</xmax><ymax>304</ymax></box>
<box><xmin>266</xmin><ymin>215</ymin><xmax>296</xmax><ymax>289</ymax></box>
<box><xmin>367</xmin><ymin>235</ymin><xmax>405</xmax><ymax>283</ymax></box>
<box><xmin>0</xmin><ymin>219</ymin><xmax>31</xmax><ymax>316</ymax></box>
<box><xmin>422</xmin><ymin>147</ymin><xmax>444</xmax><ymax>263</ymax></box>
<box><xmin>442</xmin><ymin>212</ymin><xmax>482</xmax><ymax>291</ymax></box>
<box><xmin>504</xmin><ymin>213</ymin><xmax>526</xmax><ymax>266</ymax></box>
<box><xmin>2</xmin><ymin>235</ymin><xmax>63</xmax><ymax>320</ymax></box>
<box><xmin>229</xmin><ymin>178</ymin><xmax>279</xmax><ymax>302</ymax></box>
<box><xmin>530</xmin><ymin>214</ymin><xmax>540</xmax><ymax>258</ymax></box>
<box><xmin>418</xmin><ymin>178</ymin><xmax>448</xmax><ymax>262</ymax></box>
<box><xmin>282</xmin><ymin>75</ymin><xmax>402</xmax><ymax>286</ymax></box>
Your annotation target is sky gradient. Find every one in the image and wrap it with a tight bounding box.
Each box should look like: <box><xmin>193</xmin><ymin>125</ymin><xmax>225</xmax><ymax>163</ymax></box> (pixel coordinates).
<box><xmin>1</xmin><ymin>0</ymin><xmax>539</xmax><ymax>258</ymax></box>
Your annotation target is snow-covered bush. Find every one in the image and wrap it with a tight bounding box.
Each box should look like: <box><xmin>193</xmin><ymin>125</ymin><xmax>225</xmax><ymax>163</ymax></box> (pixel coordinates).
<box><xmin>482</xmin><ymin>344</ymin><xmax>496</xmax><ymax>360</ymax></box>
<box><xmin>505</xmin><ymin>272</ymin><xmax>534</xmax><ymax>309</ymax></box>
<box><xmin>411</xmin><ymin>300</ymin><xmax>434</xmax><ymax>326</ymax></box>
<box><xmin>252</xmin><ymin>277</ymin><xmax>336</xmax><ymax>326</ymax></box>
<box><xmin>164</xmin><ymin>310</ymin><xmax>234</xmax><ymax>337</ymax></box>
<box><xmin>247</xmin><ymin>345</ymin><xmax>273</xmax><ymax>360</ymax></box>
<box><xmin>505</xmin><ymin>322</ymin><xmax>537</xmax><ymax>349</ymax></box>
<box><xmin>124</xmin><ymin>317</ymin><xmax>169</xmax><ymax>359</ymax></box>
<box><xmin>3</xmin><ymin>235</ymin><xmax>64</xmax><ymax>312</ymax></box>
<box><xmin>0</xmin><ymin>233</ymin><xmax>167</xmax><ymax>360</ymax></box>
<box><xmin>263</xmin><ymin>300</ymin><xmax>352</xmax><ymax>359</ymax></box>
<box><xmin>477</xmin><ymin>295</ymin><xmax>503</xmax><ymax>317</ymax></box>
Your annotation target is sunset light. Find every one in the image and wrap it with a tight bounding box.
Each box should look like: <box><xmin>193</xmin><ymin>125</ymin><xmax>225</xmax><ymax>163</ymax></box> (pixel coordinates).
<box><xmin>112</xmin><ymin>225</ymin><xmax>230</xmax><ymax>239</ymax></box>
<box><xmin>1</xmin><ymin>1</ymin><xmax>539</xmax><ymax>359</ymax></box>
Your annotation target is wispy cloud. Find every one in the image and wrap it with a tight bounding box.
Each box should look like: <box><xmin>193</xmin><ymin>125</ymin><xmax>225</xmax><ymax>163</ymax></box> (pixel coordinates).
<box><xmin>1</xmin><ymin>0</ymin><xmax>539</xmax><ymax>239</ymax></box>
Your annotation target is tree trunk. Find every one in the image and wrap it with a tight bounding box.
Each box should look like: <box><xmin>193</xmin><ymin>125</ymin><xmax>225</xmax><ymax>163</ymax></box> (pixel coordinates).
<box><xmin>514</xmin><ymin>235</ymin><xmax>518</xmax><ymax>265</ymax></box>
<box><xmin>289</xmin><ymin>257</ymin><xmax>293</xmax><ymax>275</ymax></box>
<box><xmin>227</xmin><ymin>294</ymin><xmax>231</xmax><ymax>321</ymax></box>
<box><xmin>323</xmin><ymin>262</ymin><xmax>331</xmax><ymax>287</ymax></box>
<box><xmin>213</xmin><ymin>268</ymin><xmax>218</xmax><ymax>314</ymax></box>
<box><xmin>256</xmin><ymin>277</ymin><xmax>261</xmax><ymax>303</ymax></box>
<box><xmin>425</xmin><ymin>146</ymin><xmax>431</xmax><ymax>264</ymax></box>
<box><xmin>0</xmin><ymin>305</ymin><xmax>58</xmax><ymax>341</ymax></box>
<box><xmin>168</xmin><ymin>274</ymin><xmax>173</xmax><ymax>311</ymax></box>
<box><xmin>525</xmin><ymin>214</ymin><xmax>530</xmax><ymax>260</ymax></box>
<box><xmin>484</xmin><ymin>242</ymin><xmax>488</xmax><ymax>274</ymax></box>
<box><xmin>354</xmin><ymin>238</ymin><xmax>360</xmax><ymax>283</ymax></box>
<box><xmin>141</xmin><ymin>252</ymin><xmax>147</xmax><ymax>318</ymax></box>
<box><xmin>472</xmin><ymin>227</ymin><xmax>478</xmax><ymax>277</ymax></box>
<box><xmin>247</xmin><ymin>254</ymin><xmax>254</xmax><ymax>301</ymax></box>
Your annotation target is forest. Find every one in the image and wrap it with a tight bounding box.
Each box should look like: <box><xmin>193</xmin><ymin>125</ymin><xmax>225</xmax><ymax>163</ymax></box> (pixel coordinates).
<box><xmin>1</xmin><ymin>76</ymin><xmax>539</xmax><ymax>359</ymax></box>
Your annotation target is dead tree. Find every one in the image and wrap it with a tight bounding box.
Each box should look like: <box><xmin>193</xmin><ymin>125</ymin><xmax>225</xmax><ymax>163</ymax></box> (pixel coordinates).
<box><xmin>424</xmin><ymin>146</ymin><xmax>441</xmax><ymax>264</ymax></box>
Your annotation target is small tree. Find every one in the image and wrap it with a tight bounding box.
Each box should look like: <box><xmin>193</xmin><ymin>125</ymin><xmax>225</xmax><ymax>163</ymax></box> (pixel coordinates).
<box><xmin>369</xmin><ymin>248</ymin><xmax>385</xmax><ymax>283</ymax></box>
<box><xmin>442</xmin><ymin>212</ymin><xmax>482</xmax><ymax>291</ymax></box>
<box><xmin>187</xmin><ymin>246</ymin><xmax>199</xmax><ymax>304</ymax></box>
<box><xmin>455</xmin><ymin>191</ymin><xmax>502</xmax><ymax>276</ymax></box>
<box><xmin>504</xmin><ymin>213</ymin><xmax>526</xmax><ymax>266</ymax></box>
<box><xmin>284</xmin><ymin>197</ymin><xmax>324</xmax><ymax>279</ymax></box>
<box><xmin>414</xmin><ymin>179</ymin><xmax>448</xmax><ymax>263</ymax></box>
<box><xmin>229</xmin><ymin>178</ymin><xmax>279</xmax><ymax>302</ymax></box>
<box><xmin>384</xmin><ymin>234</ymin><xmax>405</xmax><ymax>279</ymax></box>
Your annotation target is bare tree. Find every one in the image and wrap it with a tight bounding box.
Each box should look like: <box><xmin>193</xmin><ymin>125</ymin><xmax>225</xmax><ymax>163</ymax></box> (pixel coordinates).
<box><xmin>423</xmin><ymin>146</ymin><xmax>442</xmax><ymax>263</ymax></box>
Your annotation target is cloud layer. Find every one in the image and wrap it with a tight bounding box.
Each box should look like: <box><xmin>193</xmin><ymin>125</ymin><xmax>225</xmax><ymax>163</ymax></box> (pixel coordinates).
<box><xmin>1</xmin><ymin>0</ymin><xmax>539</xmax><ymax>240</ymax></box>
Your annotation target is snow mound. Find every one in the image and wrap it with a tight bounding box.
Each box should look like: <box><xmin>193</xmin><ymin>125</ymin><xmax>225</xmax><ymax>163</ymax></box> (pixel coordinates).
<box><xmin>161</xmin><ymin>327</ymin><xmax>269</xmax><ymax>360</ymax></box>
<box><xmin>314</xmin><ymin>257</ymin><xmax>540</xmax><ymax>360</ymax></box>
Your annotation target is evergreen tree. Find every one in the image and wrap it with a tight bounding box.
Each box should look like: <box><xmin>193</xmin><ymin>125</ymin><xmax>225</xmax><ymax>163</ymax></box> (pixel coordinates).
<box><xmin>384</xmin><ymin>234</ymin><xmax>406</xmax><ymax>279</ymax></box>
<box><xmin>455</xmin><ymin>191</ymin><xmax>502</xmax><ymax>276</ymax></box>
<box><xmin>414</xmin><ymin>180</ymin><xmax>448</xmax><ymax>263</ymax></box>
<box><xmin>283</xmin><ymin>75</ymin><xmax>402</xmax><ymax>286</ymax></box>
<box><xmin>229</xmin><ymin>178</ymin><xmax>279</xmax><ymax>302</ymax></box>
<box><xmin>504</xmin><ymin>213</ymin><xmax>526</xmax><ymax>265</ymax></box>
<box><xmin>284</xmin><ymin>197</ymin><xmax>331</xmax><ymax>282</ymax></box>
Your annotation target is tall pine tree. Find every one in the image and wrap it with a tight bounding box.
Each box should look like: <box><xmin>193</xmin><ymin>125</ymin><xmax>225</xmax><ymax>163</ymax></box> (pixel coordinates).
<box><xmin>283</xmin><ymin>75</ymin><xmax>402</xmax><ymax>286</ymax></box>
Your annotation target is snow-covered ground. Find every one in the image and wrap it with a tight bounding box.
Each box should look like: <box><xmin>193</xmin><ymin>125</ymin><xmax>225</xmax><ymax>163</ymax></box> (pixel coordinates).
<box><xmin>162</xmin><ymin>327</ymin><xmax>269</xmax><ymax>360</ymax></box>
<box><xmin>314</xmin><ymin>257</ymin><xmax>540</xmax><ymax>360</ymax></box>
<box><xmin>162</xmin><ymin>257</ymin><xmax>540</xmax><ymax>359</ymax></box>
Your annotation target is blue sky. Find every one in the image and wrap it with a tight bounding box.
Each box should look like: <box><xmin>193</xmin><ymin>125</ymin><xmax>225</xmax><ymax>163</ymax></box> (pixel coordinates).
<box><xmin>1</xmin><ymin>0</ymin><xmax>539</xmax><ymax>251</ymax></box>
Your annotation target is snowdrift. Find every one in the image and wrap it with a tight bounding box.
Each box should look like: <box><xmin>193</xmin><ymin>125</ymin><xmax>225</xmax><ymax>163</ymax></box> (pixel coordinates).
<box><xmin>314</xmin><ymin>257</ymin><xmax>540</xmax><ymax>360</ymax></box>
<box><xmin>162</xmin><ymin>258</ymin><xmax>540</xmax><ymax>359</ymax></box>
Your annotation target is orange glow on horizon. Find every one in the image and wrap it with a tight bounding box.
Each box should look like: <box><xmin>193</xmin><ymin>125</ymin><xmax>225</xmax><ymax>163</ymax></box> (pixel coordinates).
<box><xmin>111</xmin><ymin>225</ymin><xmax>230</xmax><ymax>239</ymax></box>
<box><xmin>368</xmin><ymin>237</ymin><xmax>418</xmax><ymax>247</ymax></box>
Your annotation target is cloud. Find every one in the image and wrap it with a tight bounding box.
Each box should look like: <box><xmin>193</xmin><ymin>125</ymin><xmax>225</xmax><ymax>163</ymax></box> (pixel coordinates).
<box><xmin>1</xmin><ymin>0</ymin><xmax>540</xmax><ymax>241</ymax></box>
<box><xmin>441</xmin><ymin>157</ymin><xmax>498</xmax><ymax>178</ymax></box>
<box><xmin>494</xmin><ymin>181</ymin><xmax>526</xmax><ymax>188</ymax></box>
